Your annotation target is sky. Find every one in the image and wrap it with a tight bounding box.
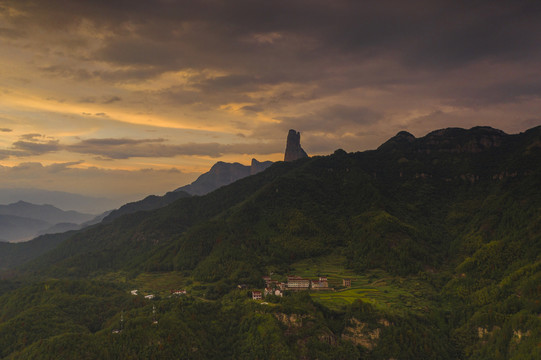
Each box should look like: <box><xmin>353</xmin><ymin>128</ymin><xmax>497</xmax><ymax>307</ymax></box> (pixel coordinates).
<box><xmin>1</xmin><ymin>0</ymin><xmax>540</xmax><ymax>202</ymax></box>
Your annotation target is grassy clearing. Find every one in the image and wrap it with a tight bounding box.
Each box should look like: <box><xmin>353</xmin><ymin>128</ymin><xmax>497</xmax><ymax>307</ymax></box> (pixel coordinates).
<box><xmin>133</xmin><ymin>271</ymin><xmax>187</xmax><ymax>296</ymax></box>
<box><xmin>287</xmin><ymin>253</ymin><xmax>436</xmax><ymax>314</ymax></box>
<box><xmin>310</xmin><ymin>279</ymin><xmax>434</xmax><ymax>314</ymax></box>
<box><xmin>288</xmin><ymin>252</ymin><xmax>356</xmax><ymax>281</ymax></box>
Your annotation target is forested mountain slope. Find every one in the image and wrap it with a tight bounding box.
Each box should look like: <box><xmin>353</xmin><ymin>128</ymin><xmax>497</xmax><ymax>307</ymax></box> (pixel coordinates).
<box><xmin>23</xmin><ymin>126</ymin><xmax>541</xmax><ymax>280</ymax></box>
<box><xmin>2</xmin><ymin>125</ymin><xmax>540</xmax><ymax>359</ymax></box>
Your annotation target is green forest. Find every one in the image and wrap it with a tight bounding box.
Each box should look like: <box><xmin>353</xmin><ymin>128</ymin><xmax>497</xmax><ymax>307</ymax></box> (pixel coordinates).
<box><xmin>1</xmin><ymin>126</ymin><xmax>541</xmax><ymax>359</ymax></box>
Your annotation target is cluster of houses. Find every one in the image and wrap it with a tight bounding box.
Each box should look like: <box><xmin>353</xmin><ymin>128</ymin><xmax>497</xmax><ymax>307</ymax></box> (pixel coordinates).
<box><xmin>251</xmin><ymin>275</ymin><xmax>352</xmax><ymax>300</ymax></box>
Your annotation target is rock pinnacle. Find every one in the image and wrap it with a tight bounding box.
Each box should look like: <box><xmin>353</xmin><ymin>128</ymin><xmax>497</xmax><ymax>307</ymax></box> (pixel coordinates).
<box><xmin>284</xmin><ymin>129</ymin><xmax>308</xmax><ymax>162</ymax></box>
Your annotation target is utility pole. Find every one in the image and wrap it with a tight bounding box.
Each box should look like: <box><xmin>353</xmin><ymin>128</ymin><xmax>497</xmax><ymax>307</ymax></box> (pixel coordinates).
<box><xmin>152</xmin><ymin>305</ymin><xmax>158</xmax><ymax>325</ymax></box>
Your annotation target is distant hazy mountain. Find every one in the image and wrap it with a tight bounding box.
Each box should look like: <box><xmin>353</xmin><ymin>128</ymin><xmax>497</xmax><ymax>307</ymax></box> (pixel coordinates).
<box><xmin>175</xmin><ymin>158</ymin><xmax>273</xmax><ymax>196</ymax></box>
<box><xmin>37</xmin><ymin>222</ymin><xmax>81</xmax><ymax>236</ymax></box>
<box><xmin>80</xmin><ymin>210</ymin><xmax>114</xmax><ymax>227</ymax></box>
<box><xmin>0</xmin><ymin>188</ymin><xmax>121</xmax><ymax>213</ymax></box>
<box><xmin>102</xmin><ymin>158</ymin><xmax>273</xmax><ymax>223</ymax></box>
<box><xmin>0</xmin><ymin>201</ymin><xmax>94</xmax><ymax>242</ymax></box>
<box><xmin>0</xmin><ymin>214</ymin><xmax>51</xmax><ymax>242</ymax></box>
<box><xmin>0</xmin><ymin>201</ymin><xmax>94</xmax><ymax>224</ymax></box>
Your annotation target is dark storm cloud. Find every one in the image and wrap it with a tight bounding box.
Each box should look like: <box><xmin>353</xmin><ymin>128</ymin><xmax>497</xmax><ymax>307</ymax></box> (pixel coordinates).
<box><xmin>279</xmin><ymin>105</ymin><xmax>382</xmax><ymax>133</ymax></box>
<box><xmin>4</xmin><ymin>0</ymin><xmax>541</xmax><ymax>125</ymax></box>
<box><xmin>96</xmin><ymin>38</ymin><xmax>181</xmax><ymax>67</ymax></box>
<box><xmin>0</xmin><ymin>27</ymin><xmax>23</xmax><ymax>39</ymax></box>
<box><xmin>446</xmin><ymin>80</ymin><xmax>541</xmax><ymax>107</ymax></box>
<box><xmin>400</xmin><ymin>2</ymin><xmax>541</xmax><ymax>69</ymax></box>
<box><xmin>6</xmin><ymin>1</ymin><xmax>541</xmax><ymax>67</ymax></box>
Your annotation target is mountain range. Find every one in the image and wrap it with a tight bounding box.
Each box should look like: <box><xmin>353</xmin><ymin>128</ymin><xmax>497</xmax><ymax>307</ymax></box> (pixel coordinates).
<box><xmin>0</xmin><ymin>125</ymin><xmax>540</xmax><ymax>359</ymax></box>
<box><xmin>0</xmin><ymin>201</ymin><xmax>95</xmax><ymax>243</ymax></box>
<box><xmin>0</xmin><ymin>188</ymin><xmax>121</xmax><ymax>214</ymax></box>
<box><xmin>103</xmin><ymin>158</ymin><xmax>273</xmax><ymax>223</ymax></box>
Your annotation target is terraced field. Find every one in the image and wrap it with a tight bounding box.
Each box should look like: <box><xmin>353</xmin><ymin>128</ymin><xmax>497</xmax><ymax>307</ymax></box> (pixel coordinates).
<box><xmin>288</xmin><ymin>253</ymin><xmax>437</xmax><ymax>314</ymax></box>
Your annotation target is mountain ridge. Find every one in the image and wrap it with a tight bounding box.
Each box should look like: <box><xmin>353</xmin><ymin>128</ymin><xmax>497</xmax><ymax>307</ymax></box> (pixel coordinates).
<box><xmin>174</xmin><ymin>158</ymin><xmax>273</xmax><ymax>195</ymax></box>
<box><xmin>18</xmin><ymin>125</ymin><xmax>541</xmax><ymax>277</ymax></box>
<box><xmin>1</xmin><ymin>125</ymin><xmax>541</xmax><ymax>359</ymax></box>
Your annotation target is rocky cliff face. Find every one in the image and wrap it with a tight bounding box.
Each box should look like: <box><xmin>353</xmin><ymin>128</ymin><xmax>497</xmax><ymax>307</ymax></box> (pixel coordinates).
<box><xmin>176</xmin><ymin>159</ymin><xmax>274</xmax><ymax>196</ymax></box>
<box><xmin>284</xmin><ymin>129</ymin><xmax>308</xmax><ymax>162</ymax></box>
<box><xmin>104</xmin><ymin>159</ymin><xmax>273</xmax><ymax>222</ymax></box>
<box><xmin>418</xmin><ymin>126</ymin><xmax>506</xmax><ymax>154</ymax></box>
<box><xmin>378</xmin><ymin>126</ymin><xmax>508</xmax><ymax>154</ymax></box>
<box><xmin>175</xmin><ymin>162</ymin><xmax>252</xmax><ymax>196</ymax></box>
<box><xmin>250</xmin><ymin>158</ymin><xmax>273</xmax><ymax>175</ymax></box>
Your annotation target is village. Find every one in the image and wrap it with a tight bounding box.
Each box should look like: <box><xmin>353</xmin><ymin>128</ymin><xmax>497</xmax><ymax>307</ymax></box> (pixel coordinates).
<box><xmin>250</xmin><ymin>275</ymin><xmax>352</xmax><ymax>300</ymax></box>
<box><xmin>129</xmin><ymin>274</ymin><xmax>353</xmax><ymax>302</ymax></box>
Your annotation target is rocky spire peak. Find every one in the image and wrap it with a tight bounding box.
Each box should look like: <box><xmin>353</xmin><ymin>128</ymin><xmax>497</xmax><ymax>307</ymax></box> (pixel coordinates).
<box><xmin>284</xmin><ymin>129</ymin><xmax>308</xmax><ymax>162</ymax></box>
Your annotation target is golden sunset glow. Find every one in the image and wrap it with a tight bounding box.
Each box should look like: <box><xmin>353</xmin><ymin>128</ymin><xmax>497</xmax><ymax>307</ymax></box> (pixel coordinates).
<box><xmin>0</xmin><ymin>0</ymin><xmax>539</xmax><ymax>203</ymax></box>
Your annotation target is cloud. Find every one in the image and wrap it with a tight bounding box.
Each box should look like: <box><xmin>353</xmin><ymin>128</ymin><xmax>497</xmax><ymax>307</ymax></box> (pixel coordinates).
<box><xmin>103</xmin><ymin>95</ymin><xmax>121</xmax><ymax>104</ymax></box>
<box><xmin>72</xmin><ymin>138</ymin><xmax>165</xmax><ymax>147</ymax></box>
<box><xmin>39</xmin><ymin>65</ymin><xmax>97</xmax><ymax>81</ymax></box>
<box><xmin>0</xmin><ymin>27</ymin><xmax>24</xmax><ymax>39</ymax></box>
<box><xmin>448</xmin><ymin>79</ymin><xmax>541</xmax><ymax>107</ymax></box>
<box><xmin>79</xmin><ymin>97</ymin><xmax>96</xmax><ymax>103</ymax></box>
<box><xmin>46</xmin><ymin>161</ymin><xmax>84</xmax><ymax>173</ymax></box>
<box><xmin>2</xmin><ymin>0</ymin><xmax>541</xmax><ymax>159</ymax></box>
<box><xmin>0</xmin><ymin>161</ymin><xmax>199</xmax><ymax>199</ymax></box>
<box><xmin>78</xmin><ymin>95</ymin><xmax>122</xmax><ymax>104</ymax></box>
<box><xmin>20</xmin><ymin>133</ymin><xmax>43</xmax><ymax>140</ymax></box>
<box><xmin>12</xmin><ymin>139</ymin><xmax>61</xmax><ymax>156</ymax></box>
<box><xmin>65</xmin><ymin>138</ymin><xmax>170</xmax><ymax>159</ymax></box>
<box><xmin>241</xmin><ymin>105</ymin><xmax>263</xmax><ymax>113</ymax></box>
<box><xmin>0</xmin><ymin>132</ymin><xmax>283</xmax><ymax>160</ymax></box>
<box><xmin>279</xmin><ymin>105</ymin><xmax>382</xmax><ymax>133</ymax></box>
<box><xmin>0</xmin><ymin>134</ymin><xmax>62</xmax><ymax>157</ymax></box>
<box><xmin>0</xmin><ymin>128</ymin><xmax>12</xmax><ymax>132</ymax></box>
<box><xmin>3</xmin><ymin>0</ymin><xmax>539</xmax><ymax>124</ymax></box>
<box><xmin>65</xmin><ymin>137</ymin><xmax>282</xmax><ymax>159</ymax></box>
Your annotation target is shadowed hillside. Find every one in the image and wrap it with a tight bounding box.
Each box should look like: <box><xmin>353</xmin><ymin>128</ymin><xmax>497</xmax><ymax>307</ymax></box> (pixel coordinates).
<box><xmin>2</xmin><ymin>126</ymin><xmax>541</xmax><ymax>359</ymax></box>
